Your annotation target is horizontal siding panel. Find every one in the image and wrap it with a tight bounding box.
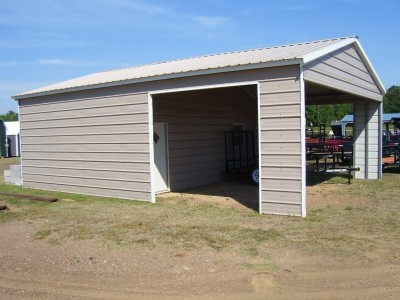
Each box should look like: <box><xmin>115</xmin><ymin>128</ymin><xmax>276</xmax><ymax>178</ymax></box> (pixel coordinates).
<box><xmin>260</xmin><ymin>104</ymin><xmax>301</xmax><ymax>118</ymax></box>
<box><xmin>24</xmin><ymin>174</ymin><xmax>150</xmax><ymax>191</ymax></box>
<box><xmin>261</xmin><ymin>202</ymin><xmax>302</xmax><ymax>216</ymax></box>
<box><xmin>154</xmin><ymin>112</ymin><xmax>253</xmax><ymax>124</ymax></box>
<box><xmin>261</xmin><ymin>142</ymin><xmax>301</xmax><ymax>154</ymax></box>
<box><xmin>23</xmin><ymin>133</ymin><xmax>149</xmax><ymax>144</ymax></box>
<box><xmin>259</xmin><ymin>78</ymin><xmax>299</xmax><ymax>93</ymax></box>
<box><xmin>368</xmin><ymin>122</ymin><xmax>379</xmax><ymax>130</ymax></box>
<box><xmin>261</xmin><ymin>166</ymin><xmax>301</xmax><ymax>178</ymax></box>
<box><xmin>259</xmin><ymin>91</ymin><xmax>300</xmax><ymax>104</ymax></box>
<box><xmin>261</xmin><ymin>178</ymin><xmax>301</xmax><ymax>191</ymax></box>
<box><xmin>23</xmin><ymin>151</ymin><xmax>150</xmax><ymax>162</ymax></box>
<box><xmin>20</xmin><ymin>113</ymin><xmax>148</xmax><ymax>129</ymax></box>
<box><xmin>20</xmin><ymin>123</ymin><xmax>149</xmax><ymax>136</ymax></box>
<box><xmin>169</xmin><ymin>147</ymin><xmax>223</xmax><ymax>158</ymax></box>
<box><xmin>19</xmin><ymin>93</ymin><xmax>147</xmax><ymax>114</ymax></box>
<box><xmin>23</xmin><ymin>166</ymin><xmax>150</xmax><ymax>182</ymax></box>
<box><xmin>169</xmin><ymin>155</ymin><xmax>223</xmax><ymax>166</ymax></box>
<box><xmin>368</xmin><ymin>173</ymin><xmax>379</xmax><ymax>180</ymax></box>
<box><xmin>261</xmin><ymin>154</ymin><xmax>301</xmax><ymax>166</ymax></box>
<box><xmin>23</xmin><ymin>143</ymin><xmax>148</xmax><ymax>152</ymax></box>
<box><xmin>369</xmin><ymin>166</ymin><xmax>379</xmax><ymax>173</ymax></box>
<box><xmin>355</xmin><ymin>152</ymin><xmax>366</xmax><ymax>159</ymax></box>
<box><xmin>23</xmin><ymin>159</ymin><xmax>150</xmax><ymax>172</ymax></box>
<box><xmin>23</xmin><ymin>181</ymin><xmax>151</xmax><ymax>201</ymax></box>
<box><xmin>261</xmin><ymin>130</ymin><xmax>301</xmax><ymax>141</ymax></box>
<box><xmin>368</xmin><ymin>158</ymin><xmax>379</xmax><ymax>165</ymax></box>
<box><xmin>169</xmin><ymin>139</ymin><xmax>224</xmax><ymax>149</ymax></box>
<box><xmin>21</xmin><ymin>103</ymin><xmax>148</xmax><ymax>122</ymax></box>
<box><xmin>260</xmin><ymin>117</ymin><xmax>300</xmax><ymax>129</ymax></box>
<box><xmin>261</xmin><ymin>190</ymin><xmax>301</xmax><ymax>204</ymax></box>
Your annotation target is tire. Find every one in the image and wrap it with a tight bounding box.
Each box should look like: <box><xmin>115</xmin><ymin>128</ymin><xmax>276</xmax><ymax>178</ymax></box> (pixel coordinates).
<box><xmin>248</xmin><ymin>165</ymin><xmax>259</xmax><ymax>185</ymax></box>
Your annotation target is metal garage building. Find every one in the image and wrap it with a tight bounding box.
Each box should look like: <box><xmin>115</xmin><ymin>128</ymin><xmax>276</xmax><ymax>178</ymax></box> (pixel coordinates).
<box><xmin>13</xmin><ymin>37</ymin><xmax>385</xmax><ymax>217</ymax></box>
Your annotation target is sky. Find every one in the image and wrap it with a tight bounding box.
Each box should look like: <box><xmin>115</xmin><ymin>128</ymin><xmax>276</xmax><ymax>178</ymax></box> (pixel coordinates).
<box><xmin>1</xmin><ymin>0</ymin><xmax>399</xmax><ymax>114</ymax></box>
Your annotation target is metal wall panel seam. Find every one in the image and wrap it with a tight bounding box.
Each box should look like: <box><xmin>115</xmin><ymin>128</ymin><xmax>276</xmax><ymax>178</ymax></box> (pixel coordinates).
<box><xmin>148</xmin><ymin>93</ymin><xmax>156</xmax><ymax>203</ymax></box>
<box><xmin>257</xmin><ymin>82</ymin><xmax>262</xmax><ymax>214</ymax></box>
<box><xmin>378</xmin><ymin>102</ymin><xmax>383</xmax><ymax>178</ymax></box>
<box><xmin>300</xmin><ymin>65</ymin><xmax>307</xmax><ymax>217</ymax></box>
<box><xmin>18</xmin><ymin>100</ymin><xmax>23</xmax><ymax>185</ymax></box>
<box><xmin>22</xmin><ymin>180</ymin><xmax>151</xmax><ymax>193</ymax></box>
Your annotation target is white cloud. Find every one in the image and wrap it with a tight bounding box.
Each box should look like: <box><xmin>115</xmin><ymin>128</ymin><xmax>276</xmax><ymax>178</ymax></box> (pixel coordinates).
<box><xmin>0</xmin><ymin>61</ymin><xmax>19</xmax><ymax>67</ymax></box>
<box><xmin>36</xmin><ymin>59</ymin><xmax>101</xmax><ymax>67</ymax></box>
<box><xmin>193</xmin><ymin>16</ymin><xmax>230</xmax><ymax>28</ymax></box>
<box><xmin>105</xmin><ymin>0</ymin><xmax>173</xmax><ymax>15</ymax></box>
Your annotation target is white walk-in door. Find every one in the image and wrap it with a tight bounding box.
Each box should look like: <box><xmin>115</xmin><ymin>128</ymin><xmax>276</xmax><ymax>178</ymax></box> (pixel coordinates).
<box><xmin>153</xmin><ymin>122</ymin><xmax>169</xmax><ymax>193</ymax></box>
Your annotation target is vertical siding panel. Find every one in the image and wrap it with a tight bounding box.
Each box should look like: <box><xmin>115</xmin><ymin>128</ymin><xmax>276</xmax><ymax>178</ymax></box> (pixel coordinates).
<box><xmin>259</xmin><ymin>66</ymin><xmax>303</xmax><ymax>216</ymax></box>
<box><xmin>354</xmin><ymin>102</ymin><xmax>367</xmax><ymax>179</ymax></box>
<box><xmin>354</xmin><ymin>101</ymin><xmax>381</xmax><ymax>179</ymax></box>
<box><xmin>367</xmin><ymin>102</ymin><xmax>381</xmax><ymax>179</ymax></box>
<box><xmin>19</xmin><ymin>92</ymin><xmax>152</xmax><ymax>201</ymax></box>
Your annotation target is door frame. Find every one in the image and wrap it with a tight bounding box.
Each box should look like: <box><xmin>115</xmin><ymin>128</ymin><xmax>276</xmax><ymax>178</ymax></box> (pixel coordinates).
<box><xmin>153</xmin><ymin>122</ymin><xmax>170</xmax><ymax>194</ymax></box>
<box><xmin>148</xmin><ymin>81</ymin><xmax>260</xmax><ymax>204</ymax></box>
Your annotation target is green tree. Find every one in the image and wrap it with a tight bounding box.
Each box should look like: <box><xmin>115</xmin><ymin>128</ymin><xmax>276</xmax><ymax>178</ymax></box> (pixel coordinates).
<box><xmin>306</xmin><ymin>104</ymin><xmax>352</xmax><ymax>126</ymax></box>
<box><xmin>0</xmin><ymin>110</ymin><xmax>18</xmax><ymax>121</ymax></box>
<box><xmin>383</xmin><ymin>85</ymin><xmax>400</xmax><ymax>113</ymax></box>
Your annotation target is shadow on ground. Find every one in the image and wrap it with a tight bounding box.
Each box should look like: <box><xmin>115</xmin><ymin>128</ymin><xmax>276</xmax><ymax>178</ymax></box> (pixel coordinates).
<box><xmin>164</xmin><ymin>173</ymin><xmax>259</xmax><ymax>211</ymax></box>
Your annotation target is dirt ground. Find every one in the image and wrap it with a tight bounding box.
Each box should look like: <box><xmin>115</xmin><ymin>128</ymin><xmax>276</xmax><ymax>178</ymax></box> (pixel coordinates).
<box><xmin>1</xmin><ymin>221</ymin><xmax>398</xmax><ymax>300</ymax></box>
<box><xmin>1</xmin><ymin>159</ymin><xmax>399</xmax><ymax>299</ymax></box>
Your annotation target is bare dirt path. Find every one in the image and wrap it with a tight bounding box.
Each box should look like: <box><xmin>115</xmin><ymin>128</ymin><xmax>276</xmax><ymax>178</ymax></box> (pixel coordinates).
<box><xmin>1</xmin><ymin>219</ymin><xmax>399</xmax><ymax>299</ymax></box>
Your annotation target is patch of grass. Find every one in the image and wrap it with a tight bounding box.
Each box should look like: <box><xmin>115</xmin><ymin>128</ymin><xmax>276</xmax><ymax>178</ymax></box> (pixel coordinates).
<box><xmin>34</xmin><ymin>229</ymin><xmax>52</xmax><ymax>240</ymax></box>
<box><xmin>0</xmin><ymin>171</ymin><xmax>399</xmax><ymax>263</ymax></box>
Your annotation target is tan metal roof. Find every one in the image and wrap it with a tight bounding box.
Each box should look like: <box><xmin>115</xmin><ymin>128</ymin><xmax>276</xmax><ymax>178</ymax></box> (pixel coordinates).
<box><xmin>15</xmin><ymin>37</ymin><xmax>365</xmax><ymax>99</ymax></box>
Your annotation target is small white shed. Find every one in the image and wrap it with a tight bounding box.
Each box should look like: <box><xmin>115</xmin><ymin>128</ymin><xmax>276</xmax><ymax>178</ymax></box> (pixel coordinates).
<box><xmin>13</xmin><ymin>37</ymin><xmax>385</xmax><ymax>217</ymax></box>
<box><xmin>5</xmin><ymin>121</ymin><xmax>21</xmax><ymax>157</ymax></box>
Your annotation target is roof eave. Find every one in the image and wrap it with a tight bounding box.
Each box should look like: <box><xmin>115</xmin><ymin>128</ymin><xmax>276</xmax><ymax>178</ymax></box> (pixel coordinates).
<box><xmin>13</xmin><ymin>58</ymin><xmax>303</xmax><ymax>100</ymax></box>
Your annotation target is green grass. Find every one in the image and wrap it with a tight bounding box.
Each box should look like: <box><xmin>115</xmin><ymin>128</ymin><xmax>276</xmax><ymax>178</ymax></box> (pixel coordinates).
<box><xmin>1</xmin><ymin>171</ymin><xmax>400</xmax><ymax>264</ymax></box>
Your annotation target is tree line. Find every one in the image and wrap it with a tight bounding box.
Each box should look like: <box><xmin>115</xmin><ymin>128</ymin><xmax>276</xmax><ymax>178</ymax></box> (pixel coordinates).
<box><xmin>0</xmin><ymin>110</ymin><xmax>18</xmax><ymax>121</ymax></box>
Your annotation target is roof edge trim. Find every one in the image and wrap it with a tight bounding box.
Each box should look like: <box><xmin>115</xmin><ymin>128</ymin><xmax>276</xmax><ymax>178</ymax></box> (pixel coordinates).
<box><xmin>352</xmin><ymin>39</ymin><xmax>386</xmax><ymax>94</ymax></box>
<box><xmin>302</xmin><ymin>37</ymin><xmax>357</xmax><ymax>64</ymax></box>
<box><xmin>13</xmin><ymin>58</ymin><xmax>303</xmax><ymax>100</ymax></box>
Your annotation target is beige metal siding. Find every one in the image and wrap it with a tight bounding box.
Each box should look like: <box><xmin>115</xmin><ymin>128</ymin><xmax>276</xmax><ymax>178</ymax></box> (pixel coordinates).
<box><xmin>303</xmin><ymin>45</ymin><xmax>383</xmax><ymax>101</ymax></box>
<box><xmin>19</xmin><ymin>92</ymin><xmax>151</xmax><ymax>201</ymax></box>
<box><xmin>259</xmin><ymin>66</ymin><xmax>303</xmax><ymax>216</ymax></box>
<box><xmin>353</xmin><ymin>101</ymin><xmax>381</xmax><ymax>179</ymax></box>
<box><xmin>354</xmin><ymin>102</ymin><xmax>382</xmax><ymax>179</ymax></box>
<box><xmin>153</xmin><ymin>87</ymin><xmax>257</xmax><ymax>190</ymax></box>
